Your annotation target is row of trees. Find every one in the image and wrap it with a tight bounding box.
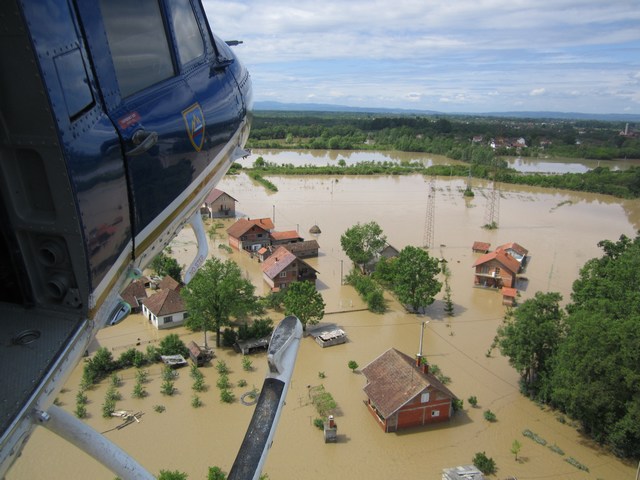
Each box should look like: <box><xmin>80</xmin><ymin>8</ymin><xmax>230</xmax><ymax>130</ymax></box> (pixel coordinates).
<box><xmin>248</xmin><ymin>112</ymin><xmax>640</xmax><ymax>160</ymax></box>
<box><xmin>340</xmin><ymin>221</ymin><xmax>442</xmax><ymax>313</ymax></box>
<box><xmin>496</xmin><ymin>234</ymin><xmax>640</xmax><ymax>458</ymax></box>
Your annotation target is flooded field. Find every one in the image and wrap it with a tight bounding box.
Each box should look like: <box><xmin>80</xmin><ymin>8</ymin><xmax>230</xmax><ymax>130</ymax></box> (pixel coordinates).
<box><xmin>9</xmin><ymin>172</ymin><xmax>640</xmax><ymax>480</ymax></box>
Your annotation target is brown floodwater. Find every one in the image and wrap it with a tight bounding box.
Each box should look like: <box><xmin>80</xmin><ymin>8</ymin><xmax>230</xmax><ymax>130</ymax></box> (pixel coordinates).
<box><xmin>9</xmin><ymin>173</ymin><xmax>640</xmax><ymax>480</ymax></box>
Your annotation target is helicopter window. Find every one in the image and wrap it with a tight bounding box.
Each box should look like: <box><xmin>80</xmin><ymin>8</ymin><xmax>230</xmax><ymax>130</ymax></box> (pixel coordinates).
<box><xmin>100</xmin><ymin>0</ymin><xmax>175</xmax><ymax>98</ymax></box>
<box><xmin>170</xmin><ymin>0</ymin><xmax>205</xmax><ymax>67</ymax></box>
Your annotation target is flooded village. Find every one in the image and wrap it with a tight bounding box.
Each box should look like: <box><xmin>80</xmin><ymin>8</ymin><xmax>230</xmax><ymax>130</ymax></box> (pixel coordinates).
<box><xmin>9</xmin><ymin>150</ymin><xmax>640</xmax><ymax>480</ymax></box>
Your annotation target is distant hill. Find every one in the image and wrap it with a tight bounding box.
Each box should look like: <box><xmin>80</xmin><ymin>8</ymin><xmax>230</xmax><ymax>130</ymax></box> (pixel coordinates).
<box><xmin>254</xmin><ymin>101</ymin><xmax>640</xmax><ymax>122</ymax></box>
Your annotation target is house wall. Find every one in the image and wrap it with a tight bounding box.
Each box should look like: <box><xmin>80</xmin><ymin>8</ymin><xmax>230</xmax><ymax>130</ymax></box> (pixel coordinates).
<box><xmin>142</xmin><ymin>304</ymin><xmax>187</xmax><ymax>330</ymax></box>
<box><xmin>474</xmin><ymin>259</ymin><xmax>515</xmax><ymax>288</ymax></box>
<box><xmin>367</xmin><ymin>388</ymin><xmax>453</xmax><ymax>432</ymax></box>
<box><xmin>206</xmin><ymin>194</ymin><xmax>235</xmax><ymax>218</ymax></box>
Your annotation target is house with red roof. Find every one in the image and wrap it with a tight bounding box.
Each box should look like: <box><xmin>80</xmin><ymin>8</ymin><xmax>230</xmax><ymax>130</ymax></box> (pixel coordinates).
<box><xmin>227</xmin><ymin>217</ymin><xmax>274</xmax><ymax>252</ymax></box>
<box><xmin>261</xmin><ymin>246</ymin><xmax>317</xmax><ymax>290</ymax></box>
<box><xmin>142</xmin><ymin>287</ymin><xmax>187</xmax><ymax>329</ymax></box>
<box><xmin>495</xmin><ymin>242</ymin><xmax>528</xmax><ymax>269</ymax></box>
<box><xmin>270</xmin><ymin>230</ymin><xmax>303</xmax><ymax>246</ymax></box>
<box><xmin>472</xmin><ymin>249</ymin><xmax>520</xmax><ymax>289</ymax></box>
<box><xmin>362</xmin><ymin>348</ymin><xmax>457</xmax><ymax>432</ymax></box>
<box><xmin>201</xmin><ymin>188</ymin><xmax>237</xmax><ymax>218</ymax></box>
<box><xmin>120</xmin><ymin>279</ymin><xmax>147</xmax><ymax>313</ymax></box>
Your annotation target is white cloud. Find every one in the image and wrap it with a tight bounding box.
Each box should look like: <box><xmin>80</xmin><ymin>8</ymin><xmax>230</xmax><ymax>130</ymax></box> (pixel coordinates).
<box><xmin>204</xmin><ymin>0</ymin><xmax>640</xmax><ymax>114</ymax></box>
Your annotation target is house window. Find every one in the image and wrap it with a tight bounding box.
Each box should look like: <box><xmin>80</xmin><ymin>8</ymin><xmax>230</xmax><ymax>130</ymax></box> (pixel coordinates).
<box><xmin>494</xmin><ymin>267</ymin><xmax>501</xmax><ymax>277</ymax></box>
<box><xmin>480</xmin><ymin>265</ymin><xmax>489</xmax><ymax>274</ymax></box>
<box><xmin>279</xmin><ymin>283</ymin><xmax>286</xmax><ymax>289</ymax></box>
<box><xmin>164</xmin><ymin>316</ymin><xmax>173</xmax><ymax>323</ymax></box>
<box><xmin>431</xmin><ymin>410</ymin><xmax>440</xmax><ymax>417</ymax></box>
<box><xmin>279</xmin><ymin>272</ymin><xmax>287</xmax><ymax>278</ymax></box>
<box><xmin>421</xmin><ymin>392</ymin><xmax>430</xmax><ymax>403</ymax></box>
<box><xmin>183</xmin><ymin>312</ymin><xmax>189</xmax><ymax>319</ymax></box>
<box><xmin>257</xmin><ymin>233</ymin><xmax>263</xmax><ymax>238</ymax></box>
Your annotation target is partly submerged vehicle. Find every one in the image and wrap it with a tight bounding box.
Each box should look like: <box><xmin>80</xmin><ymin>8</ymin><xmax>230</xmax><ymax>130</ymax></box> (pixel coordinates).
<box><xmin>109</xmin><ymin>300</ymin><xmax>132</xmax><ymax>326</ymax></box>
<box><xmin>0</xmin><ymin>0</ymin><xmax>264</xmax><ymax>477</ymax></box>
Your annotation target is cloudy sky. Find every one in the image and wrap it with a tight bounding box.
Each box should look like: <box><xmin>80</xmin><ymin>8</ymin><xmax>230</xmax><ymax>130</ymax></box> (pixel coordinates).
<box><xmin>203</xmin><ymin>1</ymin><xmax>640</xmax><ymax>115</ymax></box>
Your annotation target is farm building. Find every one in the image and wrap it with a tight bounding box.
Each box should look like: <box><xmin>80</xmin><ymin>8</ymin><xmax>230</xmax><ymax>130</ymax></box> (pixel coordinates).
<box><xmin>201</xmin><ymin>188</ymin><xmax>237</xmax><ymax>218</ymax></box>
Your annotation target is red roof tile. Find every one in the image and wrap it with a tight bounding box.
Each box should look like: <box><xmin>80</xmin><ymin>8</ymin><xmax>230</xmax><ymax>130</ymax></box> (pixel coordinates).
<box><xmin>472</xmin><ymin>249</ymin><xmax>520</xmax><ymax>274</ymax></box>
<box><xmin>496</xmin><ymin>242</ymin><xmax>528</xmax><ymax>257</ymax></box>
<box><xmin>227</xmin><ymin>217</ymin><xmax>274</xmax><ymax>238</ymax></box>
<box><xmin>121</xmin><ymin>279</ymin><xmax>147</xmax><ymax>308</ymax></box>
<box><xmin>362</xmin><ymin>348</ymin><xmax>456</xmax><ymax>418</ymax></box>
<box><xmin>270</xmin><ymin>230</ymin><xmax>302</xmax><ymax>242</ymax></box>
<box><xmin>144</xmin><ymin>289</ymin><xmax>185</xmax><ymax>316</ymax></box>
<box><xmin>205</xmin><ymin>188</ymin><xmax>237</xmax><ymax>204</ymax></box>
<box><xmin>261</xmin><ymin>246</ymin><xmax>297</xmax><ymax>279</ymax></box>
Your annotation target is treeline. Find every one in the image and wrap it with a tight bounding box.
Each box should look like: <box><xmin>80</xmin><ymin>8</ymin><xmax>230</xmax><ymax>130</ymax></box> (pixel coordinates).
<box><xmin>246</xmin><ymin>158</ymin><xmax>640</xmax><ymax>199</ymax></box>
<box><xmin>248</xmin><ymin>112</ymin><xmax>640</xmax><ymax>160</ymax></box>
<box><xmin>496</xmin><ymin>235</ymin><xmax>640</xmax><ymax>458</ymax></box>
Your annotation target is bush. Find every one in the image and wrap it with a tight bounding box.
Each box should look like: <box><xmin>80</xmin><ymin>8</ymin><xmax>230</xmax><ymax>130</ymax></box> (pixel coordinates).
<box><xmin>217</xmin><ymin>374</ymin><xmax>231</xmax><ymax>390</ymax></box>
<box><xmin>313</xmin><ymin>418</ymin><xmax>324</xmax><ymax>430</ymax></box>
<box><xmin>242</xmin><ymin>356</ymin><xmax>253</xmax><ymax>371</ymax></box>
<box><xmin>484</xmin><ymin>410</ymin><xmax>497</xmax><ymax>422</ymax></box>
<box><xmin>158</xmin><ymin>334</ymin><xmax>189</xmax><ymax>358</ymax></box>
<box><xmin>220</xmin><ymin>389</ymin><xmax>235</xmax><ymax>403</ymax></box>
<box><xmin>215</xmin><ymin>360</ymin><xmax>229</xmax><ymax>374</ymax></box>
<box><xmin>74</xmin><ymin>404</ymin><xmax>87</xmax><ymax>419</ymax></box>
<box><xmin>468</xmin><ymin>395</ymin><xmax>478</xmax><ymax>407</ymax></box>
<box><xmin>191</xmin><ymin>395</ymin><xmax>203</xmax><ymax>408</ymax></box>
<box><xmin>161</xmin><ymin>380</ymin><xmax>175</xmax><ymax>396</ymax></box>
<box><xmin>132</xmin><ymin>382</ymin><xmax>146</xmax><ymax>399</ymax></box>
<box><xmin>222</xmin><ymin>328</ymin><xmax>238</xmax><ymax>347</ymax></box>
<box><xmin>118</xmin><ymin>348</ymin><xmax>146</xmax><ymax>369</ymax></box>
<box><xmin>472</xmin><ymin>451</ymin><xmax>496</xmax><ymax>475</ymax></box>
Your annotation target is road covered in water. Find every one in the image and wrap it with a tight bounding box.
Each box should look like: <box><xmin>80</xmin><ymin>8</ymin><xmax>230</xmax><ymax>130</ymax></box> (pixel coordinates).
<box><xmin>9</xmin><ymin>157</ymin><xmax>640</xmax><ymax>479</ymax></box>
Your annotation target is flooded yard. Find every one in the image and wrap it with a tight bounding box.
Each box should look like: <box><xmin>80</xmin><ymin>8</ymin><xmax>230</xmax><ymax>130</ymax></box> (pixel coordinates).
<box><xmin>9</xmin><ymin>171</ymin><xmax>640</xmax><ymax>479</ymax></box>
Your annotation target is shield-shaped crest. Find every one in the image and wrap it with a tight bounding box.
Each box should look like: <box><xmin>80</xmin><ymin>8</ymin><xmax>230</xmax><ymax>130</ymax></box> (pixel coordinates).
<box><xmin>182</xmin><ymin>103</ymin><xmax>205</xmax><ymax>151</ymax></box>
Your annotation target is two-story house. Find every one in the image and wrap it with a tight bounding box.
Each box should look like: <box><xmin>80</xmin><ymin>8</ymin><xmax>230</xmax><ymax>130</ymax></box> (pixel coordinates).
<box><xmin>227</xmin><ymin>217</ymin><xmax>275</xmax><ymax>252</ymax></box>
<box><xmin>261</xmin><ymin>246</ymin><xmax>318</xmax><ymax>290</ymax></box>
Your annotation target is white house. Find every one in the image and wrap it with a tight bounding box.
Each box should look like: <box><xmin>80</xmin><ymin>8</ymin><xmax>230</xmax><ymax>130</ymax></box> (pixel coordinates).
<box><xmin>142</xmin><ymin>288</ymin><xmax>188</xmax><ymax>329</ymax></box>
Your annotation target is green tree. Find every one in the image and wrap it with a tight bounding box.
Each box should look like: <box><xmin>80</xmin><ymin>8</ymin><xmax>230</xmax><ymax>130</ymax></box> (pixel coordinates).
<box><xmin>390</xmin><ymin>246</ymin><xmax>442</xmax><ymax>313</ymax></box>
<box><xmin>511</xmin><ymin>439</ymin><xmax>522</xmax><ymax>460</ymax></box>
<box><xmin>496</xmin><ymin>291</ymin><xmax>565</xmax><ymax>394</ymax></box>
<box><xmin>282</xmin><ymin>281</ymin><xmax>325</xmax><ymax>331</ymax></box>
<box><xmin>348</xmin><ymin>360</ymin><xmax>359</xmax><ymax>373</ymax></box>
<box><xmin>181</xmin><ymin>258</ymin><xmax>259</xmax><ymax>347</ymax></box>
<box><xmin>340</xmin><ymin>221</ymin><xmax>386</xmax><ymax>273</ymax></box>
<box><xmin>158</xmin><ymin>470</ymin><xmax>188</xmax><ymax>480</ymax></box>
<box><xmin>472</xmin><ymin>451</ymin><xmax>496</xmax><ymax>475</ymax></box>
<box><xmin>207</xmin><ymin>466</ymin><xmax>227</xmax><ymax>480</ymax></box>
<box><xmin>150</xmin><ymin>251</ymin><xmax>183</xmax><ymax>283</ymax></box>
<box><xmin>158</xmin><ymin>334</ymin><xmax>189</xmax><ymax>358</ymax></box>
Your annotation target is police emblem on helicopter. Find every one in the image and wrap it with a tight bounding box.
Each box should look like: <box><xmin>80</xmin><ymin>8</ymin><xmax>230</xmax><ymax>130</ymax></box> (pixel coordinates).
<box><xmin>183</xmin><ymin>103</ymin><xmax>206</xmax><ymax>151</ymax></box>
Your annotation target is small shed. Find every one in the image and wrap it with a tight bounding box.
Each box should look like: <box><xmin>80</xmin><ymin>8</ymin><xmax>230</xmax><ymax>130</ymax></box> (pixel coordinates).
<box><xmin>501</xmin><ymin>287</ymin><xmax>517</xmax><ymax>306</ymax></box>
<box><xmin>235</xmin><ymin>336</ymin><xmax>270</xmax><ymax>355</ymax></box>
<box><xmin>160</xmin><ymin>354</ymin><xmax>187</xmax><ymax>368</ymax></box>
<box><xmin>315</xmin><ymin>329</ymin><xmax>347</xmax><ymax>348</ymax></box>
<box><xmin>442</xmin><ymin>465</ymin><xmax>486</xmax><ymax>480</ymax></box>
<box><xmin>187</xmin><ymin>341</ymin><xmax>212</xmax><ymax>366</ymax></box>
<box><xmin>472</xmin><ymin>241</ymin><xmax>491</xmax><ymax>253</ymax></box>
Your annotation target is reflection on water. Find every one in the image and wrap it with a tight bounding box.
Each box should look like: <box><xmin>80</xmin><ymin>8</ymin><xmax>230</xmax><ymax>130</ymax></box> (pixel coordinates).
<box><xmin>506</xmin><ymin>155</ymin><xmax>640</xmax><ymax>173</ymax></box>
<box><xmin>247</xmin><ymin>149</ymin><xmax>640</xmax><ymax>175</ymax></box>
<box><xmin>9</xmin><ymin>173</ymin><xmax>640</xmax><ymax>480</ymax></box>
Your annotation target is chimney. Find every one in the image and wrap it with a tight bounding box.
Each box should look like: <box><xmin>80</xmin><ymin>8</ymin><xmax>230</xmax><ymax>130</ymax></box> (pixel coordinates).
<box><xmin>415</xmin><ymin>354</ymin><xmax>429</xmax><ymax>374</ymax></box>
<box><xmin>328</xmin><ymin>415</ymin><xmax>335</xmax><ymax>428</ymax></box>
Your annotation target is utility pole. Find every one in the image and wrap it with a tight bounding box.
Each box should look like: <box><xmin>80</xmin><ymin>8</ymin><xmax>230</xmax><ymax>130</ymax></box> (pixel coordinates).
<box><xmin>484</xmin><ymin>181</ymin><xmax>500</xmax><ymax>228</ymax></box>
<box><xmin>422</xmin><ymin>177</ymin><xmax>436</xmax><ymax>248</ymax></box>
